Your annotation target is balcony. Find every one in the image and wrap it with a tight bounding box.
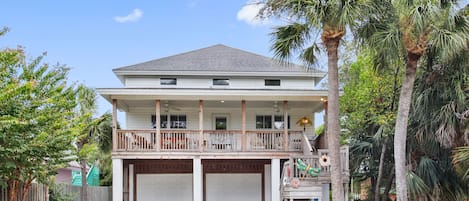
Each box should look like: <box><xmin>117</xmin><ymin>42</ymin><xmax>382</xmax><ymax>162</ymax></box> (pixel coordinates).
<box><xmin>113</xmin><ymin>129</ymin><xmax>305</xmax><ymax>153</ymax></box>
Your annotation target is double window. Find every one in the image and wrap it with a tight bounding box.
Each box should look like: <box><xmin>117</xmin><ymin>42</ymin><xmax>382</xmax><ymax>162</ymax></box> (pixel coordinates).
<box><xmin>256</xmin><ymin>115</ymin><xmax>290</xmax><ymax>129</ymax></box>
<box><xmin>151</xmin><ymin>114</ymin><xmax>187</xmax><ymax>129</ymax></box>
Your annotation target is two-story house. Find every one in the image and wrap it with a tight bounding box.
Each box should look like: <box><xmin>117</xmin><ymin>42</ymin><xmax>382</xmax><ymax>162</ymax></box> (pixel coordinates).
<box><xmin>98</xmin><ymin>44</ymin><xmax>349</xmax><ymax>201</ymax></box>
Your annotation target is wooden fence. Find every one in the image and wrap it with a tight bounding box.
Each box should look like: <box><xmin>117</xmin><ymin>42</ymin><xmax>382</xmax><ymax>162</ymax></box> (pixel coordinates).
<box><xmin>52</xmin><ymin>184</ymin><xmax>112</xmax><ymax>201</ymax></box>
<box><xmin>1</xmin><ymin>184</ymin><xmax>112</xmax><ymax>201</ymax></box>
<box><xmin>0</xmin><ymin>183</ymin><xmax>48</xmax><ymax>201</ymax></box>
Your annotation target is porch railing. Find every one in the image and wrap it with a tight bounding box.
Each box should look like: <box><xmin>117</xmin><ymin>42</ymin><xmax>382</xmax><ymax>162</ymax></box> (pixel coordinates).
<box><xmin>114</xmin><ymin>129</ymin><xmax>304</xmax><ymax>152</ymax></box>
<box><xmin>284</xmin><ymin>146</ymin><xmax>350</xmax><ymax>183</ymax></box>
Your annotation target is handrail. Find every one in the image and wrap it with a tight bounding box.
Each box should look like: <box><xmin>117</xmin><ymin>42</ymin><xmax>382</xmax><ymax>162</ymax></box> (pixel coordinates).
<box><xmin>114</xmin><ymin>129</ymin><xmax>305</xmax><ymax>152</ymax></box>
<box><xmin>302</xmin><ymin>132</ymin><xmax>314</xmax><ymax>156</ymax></box>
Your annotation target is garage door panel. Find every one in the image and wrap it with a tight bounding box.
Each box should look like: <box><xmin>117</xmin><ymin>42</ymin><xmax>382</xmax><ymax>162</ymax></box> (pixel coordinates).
<box><xmin>206</xmin><ymin>173</ymin><xmax>261</xmax><ymax>201</ymax></box>
<box><xmin>136</xmin><ymin>174</ymin><xmax>192</xmax><ymax>201</ymax></box>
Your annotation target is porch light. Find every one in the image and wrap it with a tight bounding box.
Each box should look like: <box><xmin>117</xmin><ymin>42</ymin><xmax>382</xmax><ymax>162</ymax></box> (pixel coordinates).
<box><xmin>220</xmin><ymin>100</ymin><xmax>224</xmax><ymax>103</ymax></box>
<box><xmin>296</xmin><ymin>116</ymin><xmax>312</xmax><ymax>132</ymax></box>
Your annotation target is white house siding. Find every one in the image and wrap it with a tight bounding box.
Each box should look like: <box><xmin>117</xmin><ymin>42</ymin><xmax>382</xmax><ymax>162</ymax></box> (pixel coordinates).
<box><xmin>136</xmin><ymin>174</ymin><xmax>192</xmax><ymax>201</ymax></box>
<box><xmin>125</xmin><ymin>77</ymin><xmax>159</xmax><ymax>88</ymax></box>
<box><xmin>205</xmin><ymin>173</ymin><xmax>261</xmax><ymax>201</ymax></box>
<box><xmin>124</xmin><ymin>76</ymin><xmax>315</xmax><ymax>90</ymax></box>
<box><xmin>124</xmin><ymin>106</ymin><xmax>317</xmax><ymax>136</ymax></box>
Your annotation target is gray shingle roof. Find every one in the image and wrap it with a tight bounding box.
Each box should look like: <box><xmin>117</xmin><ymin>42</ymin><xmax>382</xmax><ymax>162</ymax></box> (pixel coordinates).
<box><xmin>113</xmin><ymin>44</ymin><xmax>323</xmax><ymax>73</ymax></box>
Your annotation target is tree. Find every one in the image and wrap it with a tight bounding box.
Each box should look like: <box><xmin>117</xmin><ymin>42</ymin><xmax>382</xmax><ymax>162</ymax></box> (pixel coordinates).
<box><xmin>357</xmin><ymin>1</ymin><xmax>469</xmax><ymax>200</ymax></box>
<box><xmin>341</xmin><ymin>52</ymin><xmax>401</xmax><ymax>201</ymax></box>
<box><xmin>404</xmin><ymin>45</ymin><xmax>469</xmax><ymax>200</ymax></box>
<box><xmin>0</xmin><ymin>48</ymin><xmax>78</xmax><ymax>201</ymax></box>
<box><xmin>261</xmin><ymin>1</ymin><xmax>370</xmax><ymax>200</ymax></box>
<box><xmin>74</xmin><ymin>85</ymin><xmax>112</xmax><ymax>201</ymax></box>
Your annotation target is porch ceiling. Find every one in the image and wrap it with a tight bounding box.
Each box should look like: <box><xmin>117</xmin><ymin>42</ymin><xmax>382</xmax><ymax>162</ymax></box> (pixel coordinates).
<box><xmin>113</xmin><ymin>99</ymin><xmax>324</xmax><ymax>112</ymax></box>
<box><xmin>98</xmin><ymin>88</ymin><xmax>328</xmax><ymax>112</ymax></box>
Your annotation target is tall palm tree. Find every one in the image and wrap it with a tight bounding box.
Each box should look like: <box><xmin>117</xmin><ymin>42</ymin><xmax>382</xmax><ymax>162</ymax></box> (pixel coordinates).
<box><xmin>357</xmin><ymin>1</ymin><xmax>469</xmax><ymax>200</ymax></box>
<box><xmin>75</xmin><ymin>85</ymin><xmax>112</xmax><ymax>201</ymax></box>
<box><xmin>261</xmin><ymin>1</ymin><xmax>370</xmax><ymax>200</ymax></box>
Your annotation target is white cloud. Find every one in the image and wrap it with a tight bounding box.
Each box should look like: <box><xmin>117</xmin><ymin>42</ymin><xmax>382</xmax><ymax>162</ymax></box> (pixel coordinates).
<box><xmin>114</xmin><ymin>9</ymin><xmax>143</xmax><ymax>23</ymax></box>
<box><xmin>236</xmin><ymin>1</ymin><xmax>267</xmax><ymax>26</ymax></box>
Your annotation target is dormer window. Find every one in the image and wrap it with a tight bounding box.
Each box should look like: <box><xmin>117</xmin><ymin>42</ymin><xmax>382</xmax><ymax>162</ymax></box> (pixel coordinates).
<box><xmin>160</xmin><ymin>78</ymin><xmax>177</xmax><ymax>85</ymax></box>
<box><xmin>213</xmin><ymin>78</ymin><xmax>230</xmax><ymax>86</ymax></box>
<box><xmin>265</xmin><ymin>79</ymin><xmax>280</xmax><ymax>86</ymax></box>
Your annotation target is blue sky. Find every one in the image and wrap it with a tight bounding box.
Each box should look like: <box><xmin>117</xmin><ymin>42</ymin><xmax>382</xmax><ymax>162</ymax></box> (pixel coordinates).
<box><xmin>0</xmin><ymin>1</ymin><xmax>326</xmax><ymax>127</ymax></box>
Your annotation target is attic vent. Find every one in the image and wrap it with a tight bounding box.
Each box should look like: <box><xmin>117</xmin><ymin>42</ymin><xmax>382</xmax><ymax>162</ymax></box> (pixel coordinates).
<box><xmin>161</xmin><ymin>78</ymin><xmax>177</xmax><ymax>85</ymax></box>
<box><xmin>265</xmin><ymin>79</ymin><xmax>280</xmax><ymax>86</ymax></box>
<box><xmin>213</xmin><ymin>78</ymin><xmax>230</xmax><ymax>86</ymax></box>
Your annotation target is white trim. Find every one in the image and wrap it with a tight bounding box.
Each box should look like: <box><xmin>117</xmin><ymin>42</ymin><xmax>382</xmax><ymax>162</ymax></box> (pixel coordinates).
<box><xmin>98</xmin><ymin>88</ymin><xmax>329</xmax><ymax>102</ymax></box>
<box><xmin>112</xmin><ymin>159</ymin><xmax>123</xmax><ymax>201</ymax></box>
<box><xmin>114</xmin><ymin>70</ymin><xmax>326</xmax><ymax>78</ymax></box>
<box><xmin>129</xmin><ymin>164</ymin><xmax>134</xmax><ymax>201</ymax></box>
<box><xmin>193</xmin><ymin>157</ymin><xmax>202</xmax><ymax>201</ymax></box>
<box><xmin>271</xmin><ymin>159</ymin><xmax>280</xmax><ymax>201</ymax></box>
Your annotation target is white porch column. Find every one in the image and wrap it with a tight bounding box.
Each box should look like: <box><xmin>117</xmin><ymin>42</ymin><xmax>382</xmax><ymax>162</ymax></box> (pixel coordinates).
<box><xmin>156</xmin><ymin>100</ymin><xmax>161</xmax><ymax>151</ymax></box>
<box><xmin>113</xmin><ymin>159</ymin><xmax>123</xmax><ymax>201</ymax></box>
<box><xmin>283</xmin><ymin>101</ymin><xmax>289</xmax><ymax>151</ymax></box>
<box><xmin>271</xmin><ymin>159</ymin><xmax>280</xmax><ymax>201</ymax></box>
<box><xmin>199</xmin><ymin>100</ymin><xmax>204</xmax><ymax>152</ymax></box>
<box><xmin>193</xmin><ymin>157</ymin><xmax>202</xmax><ymax>201</ymax></box>
<box><xmin>129</xmin><ymin>164</ymin><xmax>134</xmax><ymax>201</ymax></box>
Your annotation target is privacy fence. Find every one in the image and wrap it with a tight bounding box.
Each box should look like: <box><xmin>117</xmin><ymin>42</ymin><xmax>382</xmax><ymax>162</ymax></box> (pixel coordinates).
<box><xmin>1</xmin><ymin>184</ymin><xmax>111</xmax><ymax>201</ymax></box>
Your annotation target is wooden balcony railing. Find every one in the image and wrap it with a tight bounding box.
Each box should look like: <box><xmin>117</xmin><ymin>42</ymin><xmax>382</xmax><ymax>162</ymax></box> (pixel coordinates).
<box><xmin>114</xmin><ymin>129</ymin><xmax>304</xmax><ymax>153</ymax></box>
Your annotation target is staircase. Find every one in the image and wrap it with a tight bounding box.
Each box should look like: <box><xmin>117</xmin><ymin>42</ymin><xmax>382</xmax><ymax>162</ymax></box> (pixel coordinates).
<box><xmin>280</xmin><ymin>133</ymin><xmax>349</xmax><ymax>201</ymax></box>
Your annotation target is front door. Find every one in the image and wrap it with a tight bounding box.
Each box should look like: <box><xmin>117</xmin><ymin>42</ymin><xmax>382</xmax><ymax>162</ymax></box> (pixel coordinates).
<box><xmin>215</xmin><ymin>117</ymin><xmax>227</xmax><ymax>130</ymax></box>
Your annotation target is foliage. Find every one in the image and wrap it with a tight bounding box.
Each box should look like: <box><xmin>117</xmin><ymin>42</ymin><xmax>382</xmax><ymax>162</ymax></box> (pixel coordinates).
<box><xmin>0</xmin><ymin>48</ymin><xmax>79</xmax><ymax>201</ymax></box>
<box><xmin>356</xmin><ymin>1</ymin><xmax>469</xmax><ymax>200</ymax></box>
<box><xmin>403</xmin><ymin>47</ymin><xmax>469</xmax><ymax>200</ymax></box>
<box><xmin>340</xmin><ymin>52</ymin><xmax>401</xmax><ymax>200</ymax></box>
<box><xmin>261</xmin><ymin>1</ymin><xmax>374</xmax><ymax>200</ymax></box>
<box><xmin>73</xmin><ymin>85</ymin><xmax>113</xmax><ymax>201</ymax></box>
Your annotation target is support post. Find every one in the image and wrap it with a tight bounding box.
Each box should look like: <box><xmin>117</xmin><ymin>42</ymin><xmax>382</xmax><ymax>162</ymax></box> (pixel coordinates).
<box><xmin>283</xmin><ymin>101</ymin><xmax>288</xmax><ymax>151</ymax></box>
<box><xmin>112</xmin><ymin>99</ymin><xmax>118</xmax><ymax>151</ymax></box>
<box><xmin>241</xmin><ymin>100</ymin><xmax>246</xmax><ymax>151</ymax></box>
<box><xmin>129</xmin><ymin>164</ymin><xmax>134</xmax><ymax>201</ymax></box>
<box><xmin>193</xmin><ymin>157</ymin><xmax>203</xmax><ymax>201</ymax></box>
<box><xmin>155</xmin><ymin>100</ymin><xmax>161</xmax><ymax>151</ymax></box>
<box><xmin>112</xmin><ymin>159</ymin><xmax>123</xmax><ymax>201</ymax></box>
<box><xmin>199</xmin><ymin>100</ymin><xmax>204</xmax><ymax>152</ymax></box>
<box><xmin>271</xmin><ymin>159</ymin><xmax>280</xmax><ymax>201</ymax></box>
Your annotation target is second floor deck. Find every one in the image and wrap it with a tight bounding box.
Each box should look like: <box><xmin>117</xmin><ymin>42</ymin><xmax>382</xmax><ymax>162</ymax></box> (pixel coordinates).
<box><xmin>113</xmin><ymin>129</ymin><xmax>312</xmax><ymax>158</ymax></box>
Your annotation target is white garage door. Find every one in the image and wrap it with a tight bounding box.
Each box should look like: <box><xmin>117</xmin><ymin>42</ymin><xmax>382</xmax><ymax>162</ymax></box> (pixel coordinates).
<box><xmin>206</xmin><ymin>173</ymin><xmax>261</xmax><ymax>201</ymax></box>
<box><xmin>136</xmin><ymin>174</ymin><xmax>192</xmax><ymax>201</ymax></box>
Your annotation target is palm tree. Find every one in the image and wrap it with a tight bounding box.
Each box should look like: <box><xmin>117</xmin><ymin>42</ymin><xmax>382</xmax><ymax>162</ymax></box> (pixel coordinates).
<box><xmin>357</xmin><ymin>1</ymin><xmax>469</xmax><ymax>200</ymax></box>
<box><xmin>75</xmin><ymin>85</ymin><xmax>112</xmax><ymax>201</ymax></box>
<box><xmin>261</xmin><ymin>1</ymin><xmax>370</xmax><ymax>200</ymax></box>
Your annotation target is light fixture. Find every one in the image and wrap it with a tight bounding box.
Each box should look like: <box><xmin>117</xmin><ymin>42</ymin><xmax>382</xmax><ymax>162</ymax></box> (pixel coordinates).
<box><xmin>220</xmin><ymin>100</ymin><xmax>225</xmax><ymax>103</ymax></box>
<box><xmin>296</xmin><ymin>116</ymin><xmax>312</xmax><ymax>132</ymax></box>
<box><xmin>273</xmin><ymin>101</ymin><xmax>280</xmax><ymax>113</ymax></box>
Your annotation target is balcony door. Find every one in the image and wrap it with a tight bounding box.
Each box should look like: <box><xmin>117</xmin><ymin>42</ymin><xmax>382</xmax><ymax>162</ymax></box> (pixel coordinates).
<box><xmin>213</xmin><ymin>114</ymin><xmax>229</xmax><ymax>130</ymax></box>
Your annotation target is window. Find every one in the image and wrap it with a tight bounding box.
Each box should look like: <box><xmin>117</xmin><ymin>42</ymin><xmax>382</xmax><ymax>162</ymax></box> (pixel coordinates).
<box><xmin>256</xmin><ymin>115</ymin><xmax>272</xmax><ymax>129</ymax></box>
<box><xmin>170</xmin><ymin>115</ymin><xmax>187</xmax><ymax>129</ymax></box>
<box><xmin>213</xmin><ymin>78</ymin><xmax>230</xmax><ymax>86</ymax></box>
<box><xmin>151</xmin><ymin>114</ymin><xmax>186</xmax><ymax>129</ymax></box>
<box><xmin>273</xmin><ymin>115</ymin><xmax>291</xmax><ymax>129</ymax></box>
<box><xmin>160</xmin><ymin>78</ymin><xmax>177</xmax><ymax>85</ymax></box>
<box><xmin>265</xmin><ymin>79</ymin><xmax>280</xmax><ymax>86</ymax></box>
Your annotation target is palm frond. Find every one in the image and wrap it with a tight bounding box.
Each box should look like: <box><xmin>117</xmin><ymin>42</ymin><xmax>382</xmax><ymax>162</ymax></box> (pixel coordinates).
<box><xmin>270</xmin><ymin>22</ymin><xmax>312</xmax><ymax>62</ymax></box>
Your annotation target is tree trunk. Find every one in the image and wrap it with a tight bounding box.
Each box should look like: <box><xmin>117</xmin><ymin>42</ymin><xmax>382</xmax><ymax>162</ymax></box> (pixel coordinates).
<box><xmin>80</xmin><ymin>159</ymin><xmax>88</xmax><ymax>201</ymax></box>
<box><xmin>20</xmin><ymin>180</ymin><xmax>32</xmax><ymax>201</ymax></box>
<box><xmin>8</xmin><ymin>179</ymin><xmax>18</xmax><ymax>201</ymax></box>
<box><xmin>374</xmin><ymin>137</ymin><xmax>388</xmax><ymax>201</ymax></box>
<box><xmin>394</xmin><ymin>53</ymin><xmax>419</xmax><ymax>201</ymax></box>
<box><xmin>382</xmin><ymin>169</ymin><xmax>395</xmax><ymax>201</ymax></box>
<box><xmin>324</xmin><ymin>37</ymin><xmax>344</xmax><ymax>201</ymax></box>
